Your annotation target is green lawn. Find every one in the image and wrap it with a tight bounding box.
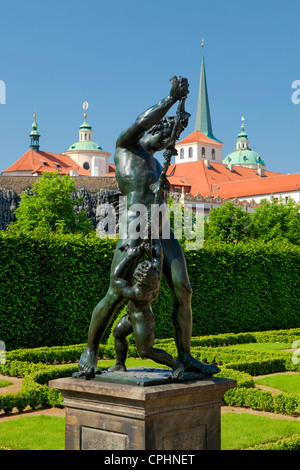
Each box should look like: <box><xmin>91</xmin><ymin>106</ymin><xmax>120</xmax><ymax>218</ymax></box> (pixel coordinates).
<box><xmin>255</xmin><ymin>373</ymin><xmax>300</xmax><ymax>394</ymax></box>
<box><xmin>221</xmin><ymin>412</ymin><xmax>300</xmax><ymax>450</ymax></box>
<box><xmin>0</xmin><ymin>379</ymin><xmax>12</xmax><ymax>388</ymax></box>
<box><xmin>1</xmin><ymin>411</ymin><xmax>300</xmax><ymax>450</ymax></box>
<box><xmin>221</xmin><ymin>342</ymin><xmax>292</xmax><ymax>353</ymax></box>
<box><xmin>0</xmin><ymin>415</ymin><xmax>65</xmax><ymax>450</ymax></box>
<box><xmin>97</xmin><ymin>358</ymin><xmax>165</xmax><ymax>369</ymax></box>
<box><xmin>1</xmin><ymin>352</ymin><xmax>300</xmax><ymax>450</ymax></box>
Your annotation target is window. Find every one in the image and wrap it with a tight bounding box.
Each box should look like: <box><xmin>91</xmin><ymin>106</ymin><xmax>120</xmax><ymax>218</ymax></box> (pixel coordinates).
<box><xmin>211</xmin><ymin>149</ymin><xmax>215</xmax><ymax>160</ymax></box>
<box><xmin>83</xmin><ymin>162</ymin><xmax>90</xmax><ymax>170</ymax></box>
<box><xmin>201</xmin><ymin>147</ymin><xmax>205</xmax><ymax>157</ymax></box>
<box><xmin>188</xmin><ymin>147</ymin><xmax>193</xmax><ymax>158</ymax></box>
<box><xmin>84</xmin><ymin>134</ymin><xmax>87</xmax><ymax>140</ymax></box>
<box><xmin>180</xmin><ymin>148</ymin><xmax>184</xmax><ymax>159</ymax></box>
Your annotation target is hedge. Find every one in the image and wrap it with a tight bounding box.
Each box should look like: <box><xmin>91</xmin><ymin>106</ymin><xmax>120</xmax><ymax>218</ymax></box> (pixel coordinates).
<box><xmin>245</xmin><ymin>435</ymin><xmax>300</xmax><ymax>450</ymax></box>
<box><xmin>0</xmin><ymin>232</ymin><xmax>300</xmax><ymax>349</ymax></box>
<box><xmin>224</xmin><ymin>387</ymin><xmax>300</xmax><ymax>416</ymax></box>
<box><xmin>1</xmin><ymin>329</ymin><xmax>300</xmax><ymax>416</ymax></box>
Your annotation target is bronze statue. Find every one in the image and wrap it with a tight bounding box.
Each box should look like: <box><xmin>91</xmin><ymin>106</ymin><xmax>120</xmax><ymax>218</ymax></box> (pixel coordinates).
<box><xmin>77</xmin><ymin>76</ymin><xmax>220</xmax><ymax>379</ymax></box>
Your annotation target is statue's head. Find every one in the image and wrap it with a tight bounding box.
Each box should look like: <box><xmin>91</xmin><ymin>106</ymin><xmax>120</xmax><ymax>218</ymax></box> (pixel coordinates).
<box><xmin>143</xmin><ymin>112</ymin><xmax>190</xmax><ymax>152</ymax></box>
<box><xmin>133</xmin><ymin>260</ymin><xmax>161</xmax><ymax>292</ymax></box>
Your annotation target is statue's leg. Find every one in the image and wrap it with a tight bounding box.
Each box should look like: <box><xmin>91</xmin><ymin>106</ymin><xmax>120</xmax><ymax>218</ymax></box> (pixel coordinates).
<box><xmin>161</xmin><ymin>232</ymin><xmax>220</xmax><ymax>376</ymax></box>
<box><xmin>108</xmin><ymin>312</ymin><xmax>133</xmax><ymax>372</ymax></box>
<box><xmin>131</xmin><ymin>308</ymin><xmax>176</xmax><ymax>369</ymax></box>
<box><xmin>77</xmin><ymin>238</ymin><xmax>139</xmax><ymax>378</ymax></box>
<box><xmin>77</xmin><ymin>287</ymin><xmax>124</xmax><ymax>377</ymax></box>
<box><xmin>161</xmin><ymin>233</ymin><xmax>193</xmax><ymax>358</ymax></box>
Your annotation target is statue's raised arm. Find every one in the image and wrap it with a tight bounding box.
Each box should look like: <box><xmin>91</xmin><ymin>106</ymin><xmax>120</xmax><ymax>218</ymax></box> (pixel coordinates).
<box><xmin>116</xmin><ymin>76</ymin><xmax>189</xmax><ymax>149</ymax></box>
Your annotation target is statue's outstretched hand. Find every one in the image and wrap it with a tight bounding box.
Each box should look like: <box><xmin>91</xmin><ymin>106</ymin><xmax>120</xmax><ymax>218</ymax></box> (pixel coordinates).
<box><xmin>170</xmin><ymin>76</ymin><xmax>189</xmax><ymax>101</ymax></box>
<box><xmin>120</xmin><ymin>241</ymin><xmax>149</xmax><ymax>258</ymax></box>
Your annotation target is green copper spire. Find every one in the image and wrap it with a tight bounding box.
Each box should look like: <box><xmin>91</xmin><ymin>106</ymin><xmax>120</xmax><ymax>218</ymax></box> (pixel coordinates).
<box><xmin>195</xmin><ymin>43</ymin><xmax>221</xmax><ymax>143</ymax></box>
<box><xmin>29</xmin><ymin>111</ymin><xmax>40</xmax><ymax>152</ymax></box>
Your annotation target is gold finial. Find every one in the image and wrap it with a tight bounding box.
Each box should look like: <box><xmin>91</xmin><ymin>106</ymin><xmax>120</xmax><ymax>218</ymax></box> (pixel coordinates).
<box><xmin>201</xmin><ymin>38</ymin><xmax>205</xmax><ymax>47</ymax></box>
<box><xmin>83</xmin><ymin>102</ymin><xmax>88</xmax><ymax>119</ymax></box>
<box><xmin>241</xmin><ymin>116</ymin><xmax>245</xmax><ymax>129</ymax></box>
<box><xmin>33</xmin><ymin>104</ymin><xmax>36</xmax><ymax>119</ymax></box>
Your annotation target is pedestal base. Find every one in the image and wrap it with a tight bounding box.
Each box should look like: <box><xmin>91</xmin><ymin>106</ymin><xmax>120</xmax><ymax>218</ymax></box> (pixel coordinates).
<box><xmin>49</xmin><ymin>368</ymin><xmax>236</xmax><ymax>451</ymax></box>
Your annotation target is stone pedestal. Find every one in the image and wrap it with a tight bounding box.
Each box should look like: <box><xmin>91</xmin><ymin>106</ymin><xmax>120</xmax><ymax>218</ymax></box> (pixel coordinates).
<box><xmin>49</xmin><ymin>368</ymin><xmax>236</xmax><ymax>451</ymax></box>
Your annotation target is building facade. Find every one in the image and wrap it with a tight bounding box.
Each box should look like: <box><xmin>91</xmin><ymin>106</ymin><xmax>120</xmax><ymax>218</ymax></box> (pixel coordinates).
<box><xmin>2</xmin><ymin>110</ymin><xmax>112</xmax><ymax>178</ymax></box>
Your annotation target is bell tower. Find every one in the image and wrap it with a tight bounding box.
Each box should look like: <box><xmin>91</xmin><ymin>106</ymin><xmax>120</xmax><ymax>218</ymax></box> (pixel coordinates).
<box><xmin>29</xmin><ymin>110</ymin><xmax>40</xmax><ymax>152</ymax></box>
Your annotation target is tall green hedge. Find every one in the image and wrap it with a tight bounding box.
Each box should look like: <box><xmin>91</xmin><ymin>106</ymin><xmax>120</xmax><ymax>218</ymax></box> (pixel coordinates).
<box><xmin>0</xmin><ymin>232</ymin><xmax>299</xmax><ymax>349</ymax></box>
<box><xmin>0</xmin><ymin>232</ymin><xmax>118</xmax><ymax>349</ymax></box>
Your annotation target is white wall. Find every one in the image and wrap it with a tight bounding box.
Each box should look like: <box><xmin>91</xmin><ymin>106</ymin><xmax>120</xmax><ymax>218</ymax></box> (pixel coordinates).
<box><xmin>66</xmin><ymin>150</ymin><xmax>110</xmax><ymax>175</ymax></box>
<box><xmin>236</xmin><ymin>190</ymin><xmax>300</xmax><ymax>204</ymax></box>
<box><xmin>175</xmin><ymin>142</ymin><xmax>222</xmax><ymax>164</ymax></box>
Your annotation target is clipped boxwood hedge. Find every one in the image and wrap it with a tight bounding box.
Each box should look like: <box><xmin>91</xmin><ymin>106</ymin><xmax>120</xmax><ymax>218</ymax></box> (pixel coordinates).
<box><xmin>0</xmin><ymin>232</ymin><xmax>300</xmax><ymax>349</ymax></box>
<box><xmin>1</xmin><ymin>328</ymin><xmax>300</xmax><ymax>416</ymax></box>
<box><xmin>246</xmin><ymin>435</ymin><xmax>300</xmax><ymax>450</ymax></box>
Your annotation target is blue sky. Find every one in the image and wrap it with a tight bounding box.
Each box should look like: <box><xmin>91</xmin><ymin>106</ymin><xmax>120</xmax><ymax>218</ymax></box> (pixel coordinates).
<box><xmin>0</xmin><ymin>0</ymin><xmax>299</xmax><ymax>174</ymax></box>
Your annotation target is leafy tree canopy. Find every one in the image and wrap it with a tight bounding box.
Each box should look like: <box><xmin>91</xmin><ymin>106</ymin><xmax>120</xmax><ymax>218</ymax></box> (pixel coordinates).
<box><xmin>204</xmin><ymin>199</ymin><xmax>300</xmax><ymax>244</ymax></box>
<box><xmin>8</xmin><ymin>172</ymin><xmax>93</xmax><ymax>235</ymax></box>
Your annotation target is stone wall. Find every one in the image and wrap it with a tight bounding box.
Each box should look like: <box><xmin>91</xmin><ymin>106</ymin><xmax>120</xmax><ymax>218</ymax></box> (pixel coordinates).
<box><xmin>0</xmin><ymin>176</ymin><xmax>119</xmax><ymax>231</ymax></box>
<box><xmin>0</xmin><ymin>188</ymin><xmax>20</xmax><ymax>230</ymax></box>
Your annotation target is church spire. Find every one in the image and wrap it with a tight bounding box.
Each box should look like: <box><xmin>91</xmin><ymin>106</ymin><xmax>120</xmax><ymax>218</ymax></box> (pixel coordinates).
<box><xmin>195</xmin><ymin>41</ymin><xmax>220</xmax><ymax>142</ymax></box>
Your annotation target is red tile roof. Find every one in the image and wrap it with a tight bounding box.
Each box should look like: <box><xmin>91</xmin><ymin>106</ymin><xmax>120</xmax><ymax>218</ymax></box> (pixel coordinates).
<box><xmin>212</xmin><ymin>172</ymin><xmax>300</xmax><ymax>198</ymax></box>
<box><xmin>167</xmin><ymin>175</ymin><xmax>191</xmax><ymax>187</ymax></box>
<box><xmin>2</xmin><ymin>149</ymin><xmax>91</xmax><ymax>176</ymax></box>
<box><xmin>167</xmin><ymin>160</ymin><xmax>288</xmax><ymax>197</ymax></box>
<box><xmin>105</xmin><ymin>163</ymin><xmax>116</xmax><ymax>177</ymax></box>
<box><xmin>176</xmin><ymin>130</ymin><xmax>223</xmax><ymax>147</ymax></box>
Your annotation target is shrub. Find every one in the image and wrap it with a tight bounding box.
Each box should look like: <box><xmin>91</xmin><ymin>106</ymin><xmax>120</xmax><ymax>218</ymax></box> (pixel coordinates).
<box><xmin>246</xmin><ymin>435</ymin><xmax>300</xmax><ymax>450</ymax></box>
<box><xmin>223</xmin><ymin>387</ymin><xmax>300</xmax><ymax>416</ymax></box>
<box><xmin>1</xmin><ymin>234</ymin><xmax>300</xmax><ymax>349</ymax></box>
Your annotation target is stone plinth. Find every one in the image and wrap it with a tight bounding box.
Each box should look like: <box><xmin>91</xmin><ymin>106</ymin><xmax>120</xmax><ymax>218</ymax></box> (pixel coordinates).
<box><xmin>49</xmin><ymin>368</ymin><xmax>236</xmax><ymax>451</ymax></box>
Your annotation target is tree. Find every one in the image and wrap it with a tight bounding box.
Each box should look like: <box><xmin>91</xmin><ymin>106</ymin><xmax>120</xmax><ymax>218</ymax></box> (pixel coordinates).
<box><xmin>248</xmin><ymin>198</ymin><xmax>300</xmax><ymax>245</ymax></box>
<box><xmin>204</xmin><ymin>200</ymin><xmax>251</xmax><ymax>243</ymax></box>
<box><xmin>204</xmin><ymin>199</ymin><xmax>300</xmax><ymax>245</ymax></box>
<box><xmin>8</xmin><ymin>172</ymin><xmax>93</xmax><ymax>235</ymax></box>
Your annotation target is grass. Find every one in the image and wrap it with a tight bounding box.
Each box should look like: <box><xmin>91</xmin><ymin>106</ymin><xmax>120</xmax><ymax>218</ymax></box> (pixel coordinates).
<box><xmin>221</xmin><ymin>342</ymin><xmax>292</xmax><ymax>353</ymax></box>
<box><xmin>221</xmin><ymin>412</ymin><xmax>300</xmax><ymax>450</ymax></box>
<box><xmin>97</xmin><ymin>358</ymin><xmax>165</xmax><ymax>369</ymax></box>
<box><xmin>2</xmin><ymin>411</ymin><xmax>300</xmax><ymax>450</ymax></box>
<box><xmin>254</xmin><ymin>373</ymin><xmax>300</xmax><ymax>394</ymax></box>
<box><xmin>0</xmin><ymin>379</ymin><xmax>12</xmax><ymax>388</ymax></box>
<box><xmin>1</xmin><ymin>349</ymin><xmax>300</xmax><ymax>450</ymax></box>
<box><xmin>0</xmin><ymin>415</ymin><xmax>65</xmax><ymax>450</ymax></box>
